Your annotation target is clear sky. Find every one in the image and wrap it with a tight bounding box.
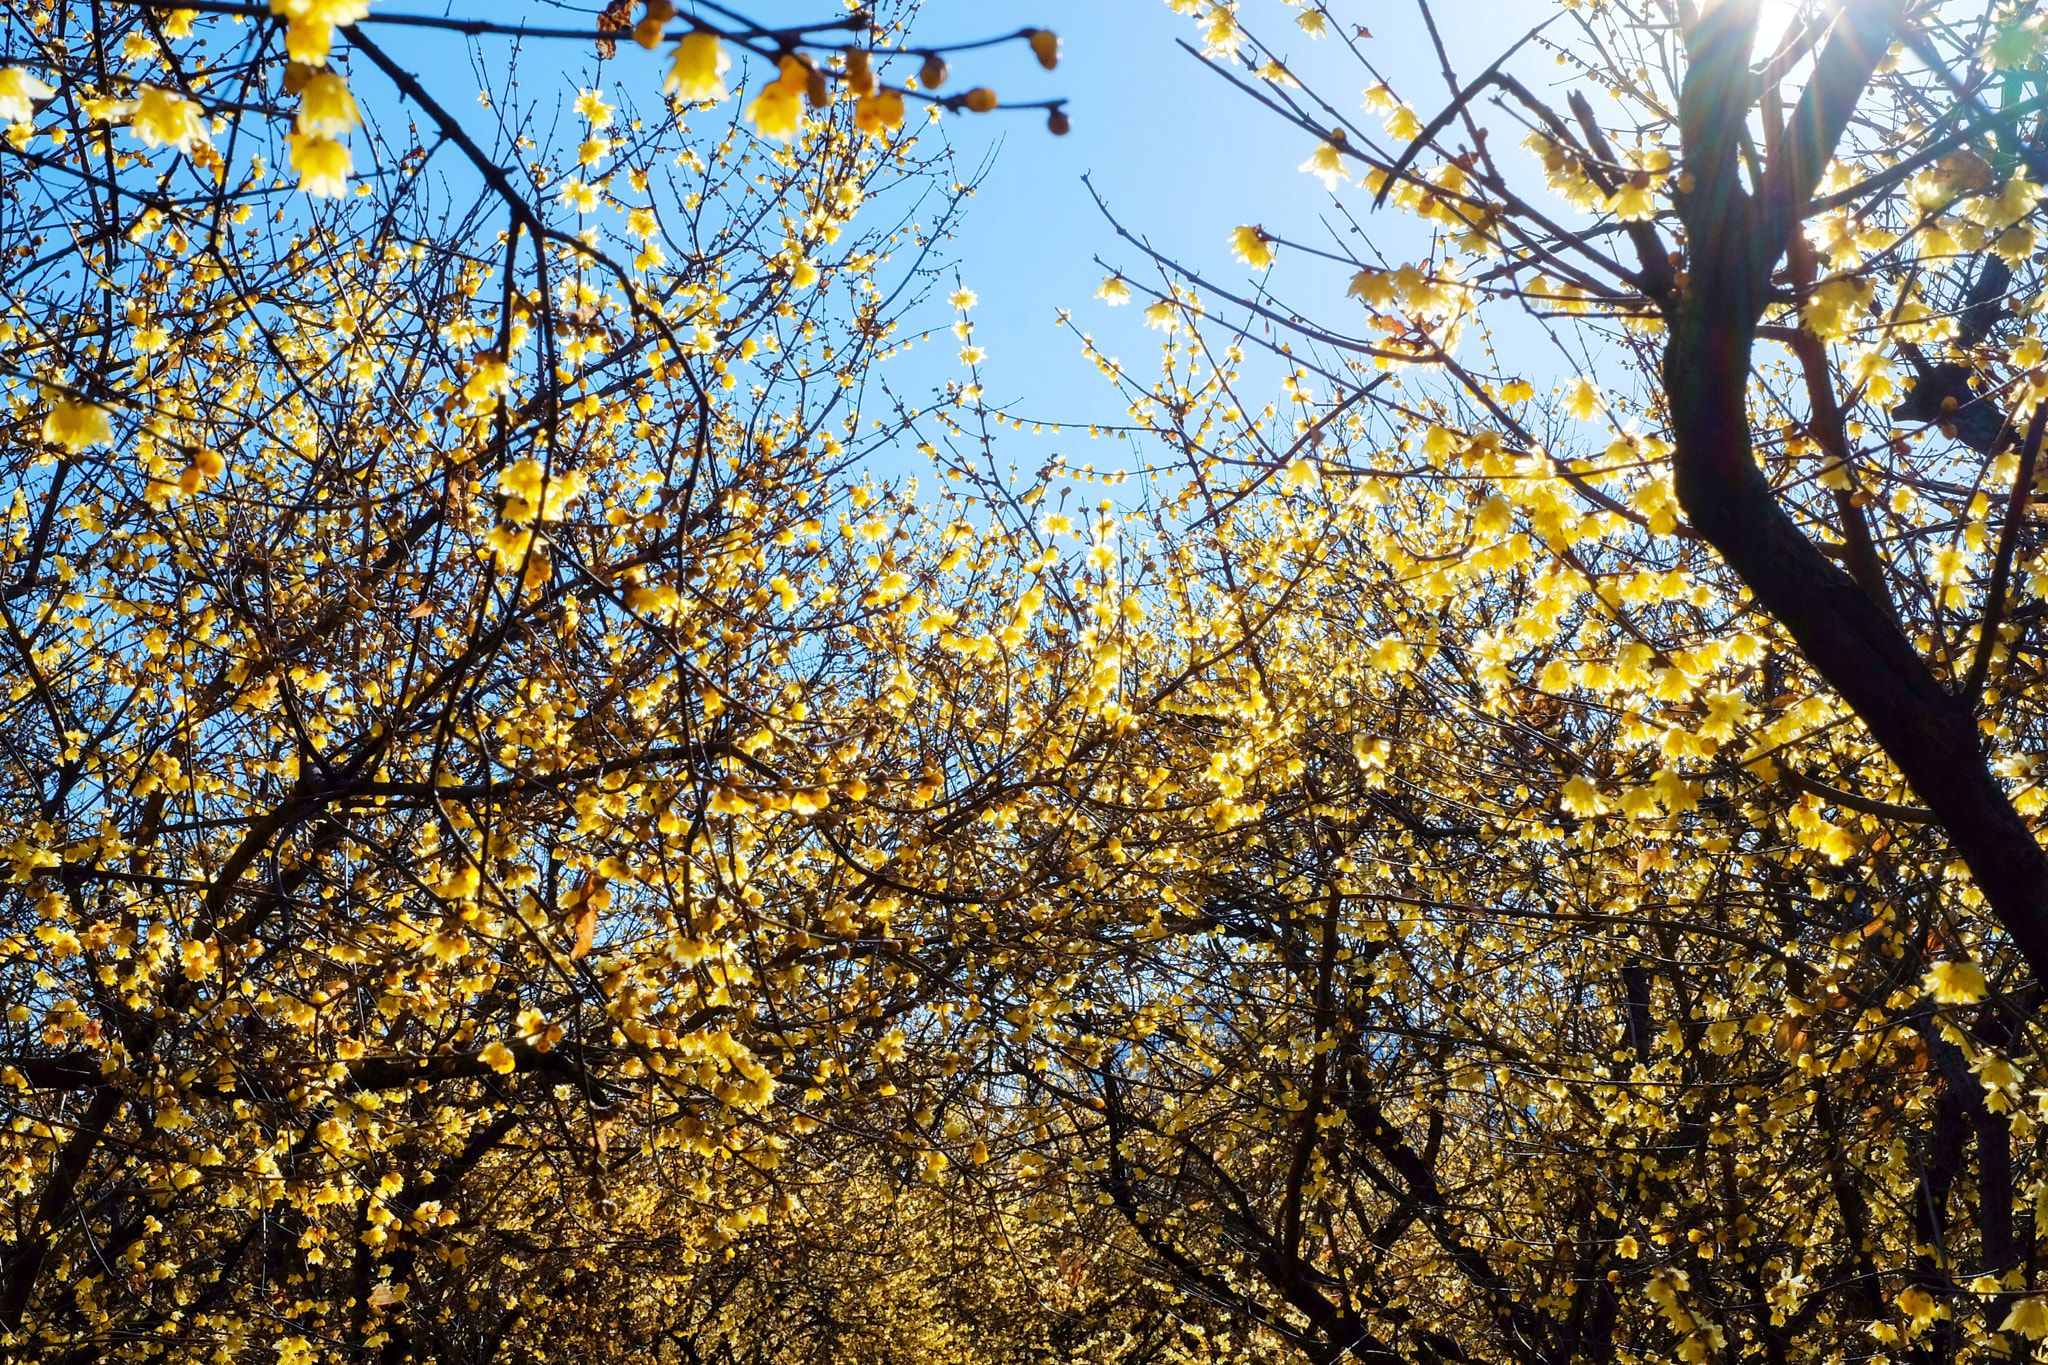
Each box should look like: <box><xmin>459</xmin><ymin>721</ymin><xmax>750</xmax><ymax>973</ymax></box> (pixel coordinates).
<box><xmin>367</xmin><ymin>0</ymin><xmax>1548</xmax><ymax>467</ymax></box>
<box><xmin>900</xmin><ymin>0</ymin><xmax>1548</xmax><ymax>442</ymax></box>
<box><xmin>912</xmin><ymin>0</ymin><xmax>1522</xmax><ymax>419</ymax></box>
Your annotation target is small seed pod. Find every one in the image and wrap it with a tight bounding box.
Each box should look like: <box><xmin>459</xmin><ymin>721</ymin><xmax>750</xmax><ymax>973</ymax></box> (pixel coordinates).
<box><xmin>964</xmin><ymin>87</ymin><xmax>997</xmax><ymax>113</ymax></box>
<box><xmin>1027</xmin><ymin>28</ymin><xmax>1060</xmax><ymax>70</ymax></box>
<box><xmin>918</xmin><ymin>53</ymin><xmax>948</xmax><ymax>90</ymax></box>
<box><xmin>1047</xmin><ymin>108</ymin><xmax>1070</xmax><ymax>136</ymax></box>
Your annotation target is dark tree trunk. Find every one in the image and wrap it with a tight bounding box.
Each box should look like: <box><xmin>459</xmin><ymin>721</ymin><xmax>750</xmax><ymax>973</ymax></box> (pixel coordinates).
<box><xmin>1665</xmin><ymin>0</ymin><xmax>2048</xmax><ymax>981</ymax></box>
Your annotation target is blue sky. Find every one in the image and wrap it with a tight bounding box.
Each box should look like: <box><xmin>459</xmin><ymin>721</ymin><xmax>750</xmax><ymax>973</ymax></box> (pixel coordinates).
<box><xmin>360</xmin><ymin>0</ymin><xmax>1546</xmax><ymax>464</ymax></box>
<box><xmin>914</xmin><ymin>0</ymin><xmax>1540</xmax><ymax>428</ymax></box>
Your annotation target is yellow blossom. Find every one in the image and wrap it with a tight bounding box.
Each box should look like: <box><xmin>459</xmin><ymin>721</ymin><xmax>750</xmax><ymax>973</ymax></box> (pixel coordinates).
<box><xmin>268</xmin><ymin>0</ymin><xmax>367</xmax><ymax>60</ymax></box>
<box><xmin>1560</xmin><ymin>776</ymin><xmax>1605</xmax><ymax>816</ymax></box>
<box><xmin>854</xmin><ymin>86</ymin><xmax>905</xmax><ymax>136</ymax></box>
<box><xmin>0</xmin><ymin>68</ymin><xmax>53</xmax><ymax>125</ymax></box>
<box><xmin>1301</xmin><ymin>139</ymin><xmax>1348</xmax><ymax>190</ymax></box>
<box><xmin>289</xmin><ymin>130</ymin><xmax>351</xmax><ymax>196</ymax></box>
<box><xmin>746</xmin><ymin>57</ymin><xmax>809</xmax><ymax>140</ymax></box>
<box><xmin>665</xmin><ymin>31</ymin><xmax>730</xmax><ymax>103</ymax></box>
<box><xmin>1230</xmin><ymin>225</ymin><xmax>1275</xmax><ymax>269</ymax></box>
<box><xmin>42</xmin><ymin>398</ymin><xmax>112</xmax><ymax>450</ymax></box>
<box><xmin>130</xmin><ymin>86</ymin><xmax>208</xmax><ymax>151</ymax></box>
<box><xmin>267</xmin><ymin>0</ymin><xmax>369</xmax><ymax>20</ymax></box>
<box><xmin>296</xmin><ymin>71</ymin><xmax>358</xmax><ymax>136</ymax></box>
<box><xmin>285</xmin><ymin>19</ymin><xmax>334</xmax><ymax>64</ymax></box>
<box><xmin>575</xmin><ymin>87</ymin><xmax>614</xmax><ymax>127</ymax></box>
<box><xmin>2004</xmin><ymin>1298</ymin><xmax>2048</xmax><ymax>1339</ymax></box>
<box><xmin>1924</xmin><ymin>959</ymin><xmax>1988</xmax><ymax>1004</ymax></box>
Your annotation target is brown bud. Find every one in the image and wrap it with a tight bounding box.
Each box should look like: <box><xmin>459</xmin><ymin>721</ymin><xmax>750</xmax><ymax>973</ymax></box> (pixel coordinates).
<box><xmin>1047</xmin><ymin>108</ymin><xmax>1070</xmax><ymax>136</ymax></box>
<box><xmin>964</xmin><ymin>87</ymin><xmax>997</xmax><ymax>113</ymax></box>
<box><xmin>633</xmin><ymin>14</ymin><xmax>663</xmax><ymax>49</ymax></box>
<box><xmin>643</xmin><ymin>0</ymin><xmax>676</xmax><ymax>19</ymax></box>
<box><xmin>918</xmin><ymin>53</ymin><xmax>948</xmax><ymax>90</ymax></box>
<box><xmin>1027</xmin><ymin>28</ymin><xmax>1060</xmax><ymax>70</ymax></box>
<box><xmin>846</xmin><ymin>48</ymin><xmax>875</xmax><ymax>97</ymax></box>
<box><xmin>806</xmin><ymin>64</ymin><xmax>831</xmax><ymax>108</ymax></box>
<box><xmin>282</xmin><ymin>62</ymin><xmax>314</xmax><ymax>95</ymax></box>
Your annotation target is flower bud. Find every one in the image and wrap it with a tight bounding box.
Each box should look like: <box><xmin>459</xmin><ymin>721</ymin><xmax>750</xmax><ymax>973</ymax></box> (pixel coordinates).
<box><xmin>634</xmin><ymin>14</ymin><xmax>664</xmax><ymax>49</ymax></box>
<box><xmin>846</xmin><ymin>49</ymin><xmax>875</xmax><ymax>97</ymax></box>
<box><xmin>806</xmin><ymin>63</ymin><xmax>831</xmax><ymax>109</ymax></box>
<box><xmin>1027</xmin><ymin>29</ymin><xmax>1060</xmax><ymax>70</ymax></box>
<box><xmin>1047</xmin><ymin>108</ymin><xmax>1070</xmax><ymax>136</ymax></box>
<box><xmin>963</xmin><ymin>87</ymin><xmax>997</xmax><ymax>113</ymax></box>
<box><xmin>918</xmin><ymin>53</ymin><xmax>948</xmax><ymax>90</ymax></box>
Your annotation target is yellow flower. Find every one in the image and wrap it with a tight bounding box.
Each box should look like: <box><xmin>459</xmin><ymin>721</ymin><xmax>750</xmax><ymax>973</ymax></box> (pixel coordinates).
<box><xmin>1607</xmin><ymin>179</ymin><xmax>1657</xmax><ymax>220</ymax></box>
<box><xmin>478</xmin><ymin>1041</ymin><xmax>517</xmax><ymax>1074</ymax></box>
<box><xmin>177</xmin><ymin>448</ymin><xmax>225</xmax><ymax>493</ymax></box>
<box><xmin>42</xmin><ymin>398</ymin><xmax>112</xmax><ymax>450</ymax></box>
<box><xmin>558</xmin><ymin>176</ymin><xmax>598</xmax><ymax>213</ymax></box>
<box><xmin>1097</xmin><ymin>275</ymin><xmax>1131</xmax><ymax>305</ymax></box>
<box><xmin>268</xmin><ymin>0</ymin><xmax>369</xmax><ymax>20</ymax></box>
<box><xmin>745</xmin><ymin>56</ymin><xmax>808</xmax><ymax>141</ymax></box>
<box><xmin>575</xmin><ymin>88</ymin><xmax>614</xmax><ymax>127</ymax></box>
<box><xmin>1384</xmin><ymin>104</ymin><xmax>1423</xmax><ymax>140</ymax></box>
<box><xmin>1301</xmin><ymin>139</ymin><xmax>1348</xmax><ymax>190</ymax></box>
<box><xmin>285</xmin><ymin>19</ymin><xmax>334</xmax><ymax>65</ymax></box>
<box><xmin>1230</xmin><ymin>225</ymin><xmax>1275</xmax><ymax>269</ymax></box>
<box><xmin>1897</xmin><ymin>1285</ymin><xmax>1938</xmax><ymax>1326</ymax></box>
<box><xmin>463</xmin><ymin>357</ymin><xmax>509</xmax><ymax>404</ymax></box>
<box><xmin>1560</xmin><ymin>775</ymin><xmax>1605</xmax><ymax>817</ymax></box>
<box><xmin>854</xmin><ymin>86</ymin><xmax>905</xmax><ymax>137</ymax></box>
<box><xmin>130</xmin><ymin>85</ymin><xmax>208</xmax><ymax>151</ymax></box>
<box><xmin>2003</xmin><ymin>1297</ymin><xmax>2048</xmax><ymax>1339</ymax></box>
<box><xmin>665</xmin><ymin>31</ymin><xmax>730</xmax><ymax>102</ymax></box>
<box><xmin>1924</xmin><ymin>959</ymin><xmax>1988</xmax><ymax>1004</ymax></box>
<box><xmin>296</xmin><ymin>71</ymin><xmax>358</xmax><ymax>136</ymax></box>
<box><xmin>1348</xmin><ymin>267</ymin><xmax>1397</xmax><ymax>307</ymax></box>
<box><xmin>433</xmin><ymin>862</ymin><xmax>480</xmax><ymax>899</ymax></box>
<box><xmin>268</xmin><ymin>0</ymin><xmax>368</xmax><ymax>58</ymax></box>
<box><xmin>1564</xmin><ymin>375</ymin><xmax>1600</xmax><ymax>421</ymax></box>
<box><xmin>1984</xmin><ymin>16</ymin><xmax>2047</xmax><ymax>70</ymax></box>
<box><xmin>423</xmin><ymin>930</ymin><xmax>469</xmax><ymax>964</ymax></box>
<box><xmin>1700</xmin><ymin>690</ymin><xmax>1751</xmax><ymax>740</ymax></box>
<box><xmin>0</xmin><ymin>68</ymin><xmax>53</xmax><ymax>125</ymax></box>
<box><xmin>289</xmin><ymin>130</ymin><xmax>351</xmax><ymax>196</ymax></box>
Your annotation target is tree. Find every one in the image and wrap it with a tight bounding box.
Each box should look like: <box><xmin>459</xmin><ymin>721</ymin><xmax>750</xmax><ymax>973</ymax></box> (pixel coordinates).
<box><xmin>948</xmin><ymin>1</ymin><xmax>2048</xmax><ymax>1363</ymax></box>
<box><xmin>0</xmin><ymin>1</ymin><xmax>1080</xmax><ymax>1360</ymax></box>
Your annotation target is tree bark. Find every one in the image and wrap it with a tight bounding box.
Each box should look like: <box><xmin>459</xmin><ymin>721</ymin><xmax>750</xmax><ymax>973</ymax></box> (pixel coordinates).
<box><xmin>1666</xmin><ymin>0</ymin><xmax>2048</xmax><ymax>981</ymax></box>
